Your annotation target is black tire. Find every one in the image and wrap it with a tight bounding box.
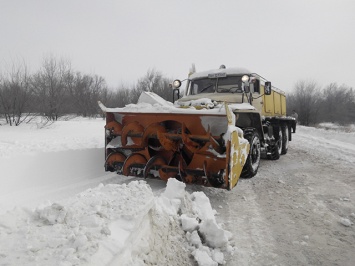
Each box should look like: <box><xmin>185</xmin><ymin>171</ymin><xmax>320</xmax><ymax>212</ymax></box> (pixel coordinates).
<box><xmin>267</xmin><ymin>142</ymin><xmax>280</xmax><ymax>160</ymax></box>
<box><xmin>291</xmin><ymin>120</ymin><xmax>297</xmax><ymax>133</ymax></box>
<box><xmin>281</xmin><ymin>126</ymin><xmax>289</xmax><ymax>155</ymax></box>
<box><xmin>288</xmin><ymin>125</ymin><xmax>292</xmax><ymax>141</ymax></box>
<box><xmin>241</xmin><ymin>129</ymin><xmax>261</xmax><ymax>178</ymax></box>
<box><xmin>267</xmin><ymin>127</ymin><xmax>281</xmax><ymax>160</ymax></box>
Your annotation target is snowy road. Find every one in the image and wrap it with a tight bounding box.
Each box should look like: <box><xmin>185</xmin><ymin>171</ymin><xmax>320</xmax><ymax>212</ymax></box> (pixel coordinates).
<box><xmin>1</xmin><ymin>121</ymin><xmax>355</xmax><ymax>265</ymax></box>
<box><xmin>200</xmin><ymin>126</ymin><xmax>355</xmax><ymax>265</ymax></box>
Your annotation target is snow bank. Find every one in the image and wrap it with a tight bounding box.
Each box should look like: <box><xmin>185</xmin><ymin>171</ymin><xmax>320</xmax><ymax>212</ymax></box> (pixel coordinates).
<box><xmin>0</xmin><ymin>179</ymin><xmax>232</xmax><ymax>265</ymax></box>
<box><xmin>0</xmin><ymin>117</ymin><xmax>104</xmax><ymax>158</ymax></box>
<box><xmin>0</xmin><ymin>181</ymin><xmax>154</xmax><ymax>265</ymax></box>
<box><xmin>317</xmin><ymin>123</ymin><xmax>355</xmax><ymax>133</ymax></box>
<box><xmin>295</xmin><ymin>125</ymin><xmax>355</xmax><ymax>163</ymax></box>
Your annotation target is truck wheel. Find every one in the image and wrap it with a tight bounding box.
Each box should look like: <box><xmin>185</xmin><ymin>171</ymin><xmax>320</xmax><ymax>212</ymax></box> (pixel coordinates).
<box><xmin>267</xmin><ymin>142</ymin><xmax>280</xmax><ymax>160</ymax></box>
<box><xmin>276</xmin><ymin>127</ymin><xmax>282</xmax><ymax>155</ymax></box>
<box><xmin>288</xmin><ymin>125</ymin><xmax>292</xmax><ymax>141</ymax></box>
<box><xmin>281</xmin><ymin>126</ymin><xmax>289</xmax><ymax>155</ymax></box>
<box><xmin>267</xmin><ymin>128</ymin><xmax>281</xmax><ymax>160</ymax></box>
<box><xmin>241</xmin><ymin>130</ymin><xmax>261</xmax><ymax>178</ymax></box>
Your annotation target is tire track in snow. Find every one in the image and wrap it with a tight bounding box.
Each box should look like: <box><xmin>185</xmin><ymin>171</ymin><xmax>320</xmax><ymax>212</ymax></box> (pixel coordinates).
<box><xmin>194</xmin><ymin>185</ymin><xmax>279</xmax><ymax>266</ymax></box>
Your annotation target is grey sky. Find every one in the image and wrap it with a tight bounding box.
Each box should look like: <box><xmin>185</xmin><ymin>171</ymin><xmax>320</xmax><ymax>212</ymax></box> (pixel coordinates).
<box><xmin>1</xmin><ymin>0</ymin><xmax>354</xmax><ymax>92</ymax></box>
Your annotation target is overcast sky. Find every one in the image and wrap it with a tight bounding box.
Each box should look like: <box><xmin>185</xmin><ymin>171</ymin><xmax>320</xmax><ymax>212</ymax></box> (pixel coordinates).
<box><xmin>1</xmin><ymin>0</ymin><xmax>354</xmax><ymax>92</ymax></box>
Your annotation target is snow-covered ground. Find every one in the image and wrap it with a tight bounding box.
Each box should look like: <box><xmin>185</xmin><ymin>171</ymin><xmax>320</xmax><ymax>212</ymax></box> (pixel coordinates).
<box><xmin>220</xmin><ymin>124</ymin><xmax>355</xmax><ymax>265</ymax></box>
<box><xmin>0</xmin><ymin>118</ymin><xmax>233</xmax><ymax>265</ymax></box>
<box><xmin>1</xmin><ymin>118</ymin><xmax>355</xmax><ymax>265</ymax></box>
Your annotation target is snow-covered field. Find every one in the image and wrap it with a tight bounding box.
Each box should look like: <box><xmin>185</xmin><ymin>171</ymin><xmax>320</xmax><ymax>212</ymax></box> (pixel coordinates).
<box><xmin>1</xmin><ymin>118</ymin><xmax>355</xmax><ymax>265</ymax></box>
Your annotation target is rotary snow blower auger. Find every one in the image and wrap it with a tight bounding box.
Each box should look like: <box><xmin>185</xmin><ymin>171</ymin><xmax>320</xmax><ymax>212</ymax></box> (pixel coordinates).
<box><xmin>99</xmin><ymin>96</ymin><xmax>249</xmax><ymax>190</ymax></box>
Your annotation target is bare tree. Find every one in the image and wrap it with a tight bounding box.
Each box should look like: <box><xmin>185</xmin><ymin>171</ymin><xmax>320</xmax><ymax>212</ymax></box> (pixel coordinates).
<box><xmin>135</xmin><ymin>69</ymin><xmax>173</xmax><ymax>102</ymax></box>
<box><xmin>31</xmin><ymin>56</ymin><xmax>72</xmax><ymax>121</ymax></box>
<box><xmin>320</xmin><ymin>83</ymin><xmax>355</xmax><ymax>124</ymax></box>
<box><xmin>0</xmin><ymin>62</ymin><xmax>179</xmax><ymax>124</ymax></box>
<box><xmin>343</xmin><ymin>87</ymin><xmax>355</xmax><ymax>124</ymax></box>
<box><xmin>98</xmin><ymin>69</ymin><xmax>174</xmax><ymax>109</ymax></box>
<box><xmin>68</xmin><ymin>73</ymin><xmax>107</xmax><ymax>117</ymax></box>
<box><xmin>0</xmin><ymin>62</ymin><xmax>32</xmax><ymax>126</ymax></box>
<box><xmin>111</xmin><ymin>85</ymin><xmax>132</xmax><ymax>107</ymax></box>
<box><xmin>287</xmin><ymin>80</ymin><xmax>321</xmax><ymax>126</ymax></box>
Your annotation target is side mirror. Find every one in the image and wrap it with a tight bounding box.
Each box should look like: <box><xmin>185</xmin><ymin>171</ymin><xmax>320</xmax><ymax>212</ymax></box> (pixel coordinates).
<box><xmin>264</xmin><ymin>81</ymin><xmax>272</xmax><ymax>95</ymax></box>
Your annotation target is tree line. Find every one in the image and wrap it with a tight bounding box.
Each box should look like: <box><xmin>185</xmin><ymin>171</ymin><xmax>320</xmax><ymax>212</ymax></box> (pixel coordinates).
<box><xmin>286</xmin><ymin>80</ymin><xmax>355</xmax><ymax>126</ymax></box>
<box><xmin>0</xmin><ymin>57</ymin><xmax>173</xmax><ymax>126</ymax></box>
<box><xmin>1</xmin><ymin>57</ymin><xmax>354</xmax><ymax>126</ymax></box>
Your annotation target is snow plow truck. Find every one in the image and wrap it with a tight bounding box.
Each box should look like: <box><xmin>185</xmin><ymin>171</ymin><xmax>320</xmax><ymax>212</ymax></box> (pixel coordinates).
<box><xmin>99</xmin><ymin>65</ymin><xmax>296</xmax><ymax>190</ymax></box>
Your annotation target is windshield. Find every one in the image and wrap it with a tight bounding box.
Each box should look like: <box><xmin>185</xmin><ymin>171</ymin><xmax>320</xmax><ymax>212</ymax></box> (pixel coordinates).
<box><xmin>189</xmin><ymin>76</ymin><xmax>243</xmax><ymax>95</ymax></box>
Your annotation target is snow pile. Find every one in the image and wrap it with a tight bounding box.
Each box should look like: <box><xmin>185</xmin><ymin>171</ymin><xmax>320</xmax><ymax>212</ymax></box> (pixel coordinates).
<box><xmin>187</xmin><ymin>192</ymin><xmax>233</xmax><ymax>266</ymax></box>
<box><xmin>0</xmin><ymin>178</ymin><xmax>232</xmax><ymax>265</ymax></box>
<box><xmin>228</xmin><ymin>103</ymin><xmax>255</xmax><ymax>110</ymax></box>
<box><xmin>159</xmin><ymin>179</ymin><xmax>233</xmax><ymax>265</ymax></box>
<box><xmin>175</xmin><ymin>98</ymin><xmax>255</xmax><ymax>112</ymax></box>
<box><xmin>137</xmin><ymin>91</ymin><xmax>174</xmax><ymax>107</ymax></box>
<box><xmin>99</xmin><ymin>92</ymin><xmax>228</xmax><ymax>115</ymax></box>
<box><xmin>0</xmin><ymin>181</ymin><xmax>155</xmax><ymax>265</ymax></box>
<box><xmin>339</xmin><ymin>218</ymin><xmax>353</xmax><ymax>227</ymax></box>
<box><xmin>175</xmin><ymin>97</ymin><xmax>217</xmax><ymax>109</ymax></box>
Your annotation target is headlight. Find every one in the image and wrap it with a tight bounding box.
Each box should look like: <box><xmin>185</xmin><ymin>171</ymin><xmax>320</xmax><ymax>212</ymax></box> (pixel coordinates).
<box><xmin>172</xmin><ymin>79</ymin><xmax>182</xmax><ymax>88</ymax></box>
<box><xmin>242</xmin><ymin>75</ymin><xmax>250</xmax><ymax>83</ymax></box>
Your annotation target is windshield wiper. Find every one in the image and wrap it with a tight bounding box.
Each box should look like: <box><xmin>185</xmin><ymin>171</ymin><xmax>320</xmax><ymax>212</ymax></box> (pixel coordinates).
<box><xmin>200</xmin><ymin>83</ymin><xmax>214</xmax><ymax>93</ymax></box>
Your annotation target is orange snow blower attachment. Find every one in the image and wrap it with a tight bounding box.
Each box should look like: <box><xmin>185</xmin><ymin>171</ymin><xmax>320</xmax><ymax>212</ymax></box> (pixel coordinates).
<box><xmin>100</xmin><ymin>99</ymin><xmax>249</xmax><ymax>190</ymax></box>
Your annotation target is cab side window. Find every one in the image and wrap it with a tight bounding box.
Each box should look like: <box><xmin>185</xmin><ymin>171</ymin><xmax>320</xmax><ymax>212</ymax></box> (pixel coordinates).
<box><xmin>192</xmin><ymin>84</ymin><xmax>198</xmax><ymax>95</ymax></box>
<box><xmin>251</xmin><ymin>79</ymin><xmax>260</xmax><ymax>93</ymax></box>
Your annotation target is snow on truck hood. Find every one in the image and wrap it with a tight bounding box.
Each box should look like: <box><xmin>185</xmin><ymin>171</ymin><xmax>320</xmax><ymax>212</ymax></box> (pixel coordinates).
<box><xmin>98</xmin><ymin>91</ymin><xmax>255</xmax><ymax>115</ymax></box>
